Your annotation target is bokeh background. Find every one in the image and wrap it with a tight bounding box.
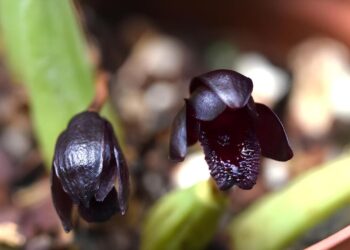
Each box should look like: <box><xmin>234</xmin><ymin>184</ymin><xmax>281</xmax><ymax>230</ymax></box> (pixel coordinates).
<box><xmin>1</xmin><ymin>0</ymin><xmax>350</xmax><ymax>249</ymax></box>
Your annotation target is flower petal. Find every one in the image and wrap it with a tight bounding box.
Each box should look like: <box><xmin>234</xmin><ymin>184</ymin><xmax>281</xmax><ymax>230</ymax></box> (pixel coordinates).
<box><xmin>188</xmin><ymin>87</ymin><xmax>226</xmax><ymax>121</ymax></box>
<box><xmin>95</xmin><ymin>121</ymin><xmax>117</xmax><ymax>202</ymax></box>
<box><xmin>198</xmin><ymin>108</ymin><xmax>261</xmax><ymax>190</ymax></box>
<box><xmin>185</xmin><ymin>101</ymin><xmax>200</xmax><ymax>146</ymax></box>
<box><xmin>79</xmin><ymin>188</ymin><xmax>119</xmax><ymax>223</ymax></box>
<box><xmin>255</xmin><ymin>103</ymin><xmax>293</xmax><ymax>161</ymax></box>
<box><xmin>54</xmin><ymin>112</ymin><xmax>105</xmax><ymax>207</ymax></box>
<box><xmin>190</xmin><ymin>69</ymin><xmax>253</xmax><ymax>109</ymax></box>
<box><xmin>94</xmin><ymin>147</ymin><xmax>116</xmax><ymax>202</ymax></box>
<box><xmin>51</xmin><ymin>167</ymin><xmax>73</xmax><ymax>232</ymax></box>
<box><xmin>169</xmin><ymin>103</ymin><xmax>199</xmax><ymax>161</ymax></box>
<box><xmin>169</xmin><ymin>106</ymin><xmax>187</xmax><ymax>161</ymax></box>
<box><xmin>113</xmin><ymin>137</ymin><xmax>129</xmax><ymax>215</ymax></box>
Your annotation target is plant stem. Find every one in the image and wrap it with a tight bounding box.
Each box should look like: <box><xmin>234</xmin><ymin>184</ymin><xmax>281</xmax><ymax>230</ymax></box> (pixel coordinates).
<box><xmin>88</xmin><ymin>72</ymin><xmax>110</xmax><ymax>112</ymax></box>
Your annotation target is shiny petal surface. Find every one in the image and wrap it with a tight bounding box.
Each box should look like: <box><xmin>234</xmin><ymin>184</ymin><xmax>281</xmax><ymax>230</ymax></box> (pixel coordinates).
<box><xmin>169</xmin><ymin>103</ymin><xmax>199</xmax><ymax>161</ymax></box>
<box><xmin>111</xmin><ymin>125</ymin><xmax>130</xmax><ymax>215</ymax></box>
<box><xmin>94</xmin><ymin>150</ymin><xmax>116</xmax><ymax>201</ymax></box>
<box><xmin>79</xmin><ymin>188</ymin><xmax>119</xmax><ymax>223</ymax></box>
<box><xmin>169</xmin><ymin>106</ymin><xmax>187</xmax><ymax>161</ymax></box>
<box><xmin>188</xmin><ymin>87</ymin><xmax>226</xmax><ymax>121</ymax></box>
<box><xmin>95</xmin><ymin>122</ymin><xmax>117</xmax><ymax>202</ymax></box>
<box><xmin>51</xmin><ymin>167</ymin><xmax>73</xmax><ymax>232</ymax></box>
<box><xmin>54</xmin><ymin>112</ymin><xmax>105</xmax><ymax>207</ymax></box>
<box><xmin>199</xmin><ymin>108</ymin><xmax>261</xmax><ymax>190</ymax></box>
<box><xmin>255</xmin><ymin>103</ymin><xmax>293</xmax><ymax>161</ymax></box>
<box><xmin>190</xmin><ymin>69</ymin><xmax>253</xmax><ymax>109</ymax></box>
<box><xmin>185</xmin><ymin>101</ymin><xmax>200</xmax><ymax>146</ymax></box>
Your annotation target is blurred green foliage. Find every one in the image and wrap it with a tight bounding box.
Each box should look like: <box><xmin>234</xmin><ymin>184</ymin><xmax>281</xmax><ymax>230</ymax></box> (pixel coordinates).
<box><xmin>141</xmin><ymin>181</ymin><xmax>227</xmax><ymax>250</ymax></box>
<box><xmin>229</xmin><ymin>152</ymin><xmax>350</xmax><ymax>250</ymax></box>
<box><xmin>0</xmin><ymin>0</ymin><xmax>120</xmax><ymax>167</ymax></box>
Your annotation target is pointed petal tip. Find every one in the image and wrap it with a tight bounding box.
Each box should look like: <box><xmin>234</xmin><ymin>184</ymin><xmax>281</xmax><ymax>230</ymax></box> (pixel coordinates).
<box><xmin>62</xmin><ymin>223</ymin><xmax>72</xmax><ymax>233</ymax></box>
<box><xmin>51</xmin><ymin>167</ymin><xmax>73</xmax><ymax>233</ymax></box>
<box><xmin>169</xmin><ymin>151</ymin><xmax>186</xmax><ymax>162</ymax></box>
<box><xmin>120</xmin><ymin>206</ymin><xmax>127</xmax><ymax>215</ymax></box>
<box><xmin>278</xmin><ymin>146</ymin><xmax>294</xmax><ymax>162</ymax></box>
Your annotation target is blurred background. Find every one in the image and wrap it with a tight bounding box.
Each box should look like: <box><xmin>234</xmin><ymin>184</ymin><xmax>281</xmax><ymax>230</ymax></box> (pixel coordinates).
<box><xmin>1</xmin><ymin>0</ymin><xmax>350</xmax><ymax>249</ymax></box>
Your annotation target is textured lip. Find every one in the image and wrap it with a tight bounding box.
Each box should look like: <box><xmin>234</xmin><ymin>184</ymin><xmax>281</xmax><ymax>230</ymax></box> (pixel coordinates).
<box><xmin>198</xmin><ymin>107</ymin><xmax>260</xmax><ymax>190</ymax></box>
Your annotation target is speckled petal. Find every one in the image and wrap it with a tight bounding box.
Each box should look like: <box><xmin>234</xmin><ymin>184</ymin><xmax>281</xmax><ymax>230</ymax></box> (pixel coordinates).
<box><xmin>190</xmin><ymin>69</ymin><xmax>253</xmax><ymax>109</ymax></box>
<box><xmin>79</xmin><ymin>188</ymin><xmax>119</xmax><ymax>223</ymax></box>
<box><xmin>255</xmin><ymin>103</ymin><xmax>293</xmax><ymax>161</ymax></box>
<box><xmin>188</xmin><ymin>87</ymin><xmax>226</xmax><ymax>121</ymax></box>
<box><xmin>198</xmin><ymin>108</ymin><xmax>261</xmax><ymax>190</ymax></box>
<box><xmin>51</xmin><ymin>167</ymin><xmax>73</xmax><ymax>232</ymax></box>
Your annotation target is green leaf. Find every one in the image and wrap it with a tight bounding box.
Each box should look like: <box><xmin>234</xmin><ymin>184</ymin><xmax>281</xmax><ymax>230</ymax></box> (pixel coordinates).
<box><xmin>0</xmin><ymin>0</ymin><xmax>24</xmax><ymax>78</ymax></box>
<box><xmin>141</xmin><ymin>181</ymin><xmax>227</xmax><ymax>250</ymax></box>
<box><xmin>0</xmin><ymin>0</ymin><xmax>122</xmax><ymax>167</ymax></box>
<box><xmin>229</xmin><ymin>152</ymin><xmax>350</xmax><ymax>250</ymax></box>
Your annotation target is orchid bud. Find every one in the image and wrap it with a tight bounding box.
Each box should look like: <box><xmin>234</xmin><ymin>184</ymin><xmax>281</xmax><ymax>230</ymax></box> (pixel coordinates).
<box><xmin>51</xmin><ymin>111</ymin><xmax>129</xmax><ymax>232</ymax></box>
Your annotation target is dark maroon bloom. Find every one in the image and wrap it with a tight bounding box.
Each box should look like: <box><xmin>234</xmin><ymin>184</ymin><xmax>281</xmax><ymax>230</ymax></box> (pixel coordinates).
<box><xmin>170</xmin><ymin>70</ymin><xmax>293</xmax><ymax>190</ymax></box>
<box><xmin>51</xmin><ymin>111</ymin><xmax>129</xmax><ymax>232</ymax></box>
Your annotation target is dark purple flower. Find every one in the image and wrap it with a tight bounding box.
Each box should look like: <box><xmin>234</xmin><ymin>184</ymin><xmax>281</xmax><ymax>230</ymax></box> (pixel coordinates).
<box><xmin>169</xmin><ymin>69</ymin><xmax>293</xmax><ymax>190</ymax></box>
<box><xmin>51</xmin><ymin>111</ymin><xmax>129</xmax><ymax>232</ymax></box>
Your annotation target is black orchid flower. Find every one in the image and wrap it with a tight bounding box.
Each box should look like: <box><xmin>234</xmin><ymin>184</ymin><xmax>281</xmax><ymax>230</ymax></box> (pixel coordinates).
<box><xmin>51</xmin><ymin>111</ymin><xmax>129</xmax><ymax>232</ymax></box>
<box><xmin>170</xmin><ymin>69</ymin><xmax>293</xmax><ymax>190</ymax></box>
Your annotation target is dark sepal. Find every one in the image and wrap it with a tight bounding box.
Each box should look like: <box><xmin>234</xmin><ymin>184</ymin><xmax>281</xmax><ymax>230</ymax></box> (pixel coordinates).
<box><xmin>169</xmin><ymin>106</ymin><xmax>188</xmax><ymax>161</ymax></box>
<box><xmin>113</xmin><ymin>136</ymin><xmax>129</xmax><ymax>215</ymax></box>
<box><xmin>95</xmin><ymin>121</ymin><xmax>118</xmax><ymax>202</ymax></box>
<box><xmin>51</xmin><ymin>167</ymin><xmax>73</xmax><ymax>232</ymax></box>
<box><xmin>78</xmin><ymin>188</ymin><xmax>119</xmax><ymax>223</ymax></box>
<box><xmin>169</xmin><ymin>102</ymin><xmax>199</xmax><ymax>161</ymax></box>
<box><xmin>190</xmin><ymin>69</ymin><xmax>253</xmax><ymax>109</ymax></box>
<box><xmin>255</xmin><ymin>103</ymin><xmax>293</xmax><ymax>161</ymax></box>
<box><xmin>188</xmin><ymin>86</ymin><xmax>226</xmax><ymax>121</ymax></box>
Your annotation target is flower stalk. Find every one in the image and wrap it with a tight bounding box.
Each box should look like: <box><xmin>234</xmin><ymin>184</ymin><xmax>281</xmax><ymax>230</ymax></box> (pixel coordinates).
<box><xmin>88</xmin><ymin>72</ymin><xmax>110</xmax><ymax>113</ymax></box>
<box><xmin>141</xmin><ymin>180</ymin><xmax>227</xmax><ymax>250</ymax></box>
